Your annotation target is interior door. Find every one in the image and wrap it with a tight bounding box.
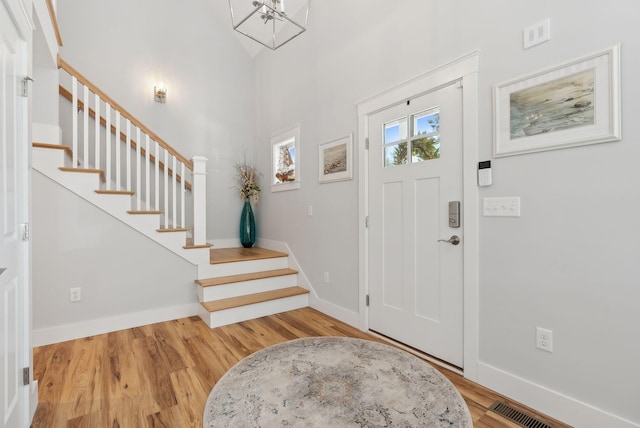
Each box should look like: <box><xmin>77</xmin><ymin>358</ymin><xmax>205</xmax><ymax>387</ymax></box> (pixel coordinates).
<box><xmin>1</xmin><ymin>2</ymin><xmax>30</xmax><ymax>426</ymax></box>
<box><xmin>368</xmin><ymin>81</ymin><xmax>464</xmax><ymax>367</ymax></box>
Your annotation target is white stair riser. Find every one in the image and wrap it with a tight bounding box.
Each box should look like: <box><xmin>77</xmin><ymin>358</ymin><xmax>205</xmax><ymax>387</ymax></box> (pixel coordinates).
<box><xmin>198</xmin><ymin>293</ymin><xmax>309</xmax><ymax>328</ymax></box>
<box><xmin>93</xmin><ymin>193</ymin><xmax>132</xmax><ymax>213</ymax></box>
<box><xmin>197</xmin><ymin>274</ymin><xmax>298</xmax><ymax>302</ymax></box>
<box><xmin>33</xmin><ymin>147</ymin><xmax>67</xmax><ymax>169</ymax></box>
<box><xmin>55</xmin><ymin>171</ymin><xmax>101</xmax><ymax>195</ymax></box>
<box><xmin>197</xmin><ymin>257</ymin><xmax>289</xmax><ymax>279</ymax></box>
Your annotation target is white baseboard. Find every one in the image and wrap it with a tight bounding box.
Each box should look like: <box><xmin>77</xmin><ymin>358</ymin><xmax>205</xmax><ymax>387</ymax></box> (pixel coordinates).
<box><xmin>257</xmin><ymin>238</ymin><xmax>312</xmax><ymax>290</ymax></box>
<box><xmin>257</xmin><ymin>238</ymin><xmax>364</xmax><ymax>331</ymax></box>
<box><xmin>309</xmin><ymin>294</ymin><xmax>363</xmax><ymax>330</ymax></box>
<box><xmin>33</xmin><ymin>303</ymin><xmax>198</xmax><ymax>347</ymax></box>
<box><xmin>478</xmin><ymin>362</ymin><xmax>640</xmax><ymax>428</ymax></box>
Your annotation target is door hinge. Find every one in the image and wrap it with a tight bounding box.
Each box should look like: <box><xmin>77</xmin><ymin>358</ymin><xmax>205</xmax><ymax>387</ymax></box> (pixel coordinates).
<box><xmin>456</xmin><ymin>79</ymin><xmax>463</xmax><ymax>89</ymax></box>
<box><xmin>365</xmin><ymin>216</ymin><xmax>369</xmax><ymax>228</ymax></box>
<box><xmin>21</xmin><ymin>76</ymin><xmax>34</xmax><ymax>97</ymax></box>
<box><xmin>365</xmin><ymin>137</ymin><xmax>369</xmax><ymax>150</ymax></box>
<box><xmin>23</xmin><ymin>367</ymin><xmax>30</xmax><ymax>385</ymax></box>
<box><xmin>22</xmin><ymin>223</ymin><xmax>29</xmax><ymax>241</ymax></box>
<box><xmin>365</xmin><ymin>294</ymin><xmax>370</xmax><ymax>306</ymax></box>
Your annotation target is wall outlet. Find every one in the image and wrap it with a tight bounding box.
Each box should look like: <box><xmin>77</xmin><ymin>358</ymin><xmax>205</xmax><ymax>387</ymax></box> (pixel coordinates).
<box><xmin>323</xmin><ymin>272</ymin><xmax>330</xmax><ymax>284</ymax></box>
<box><xmin>536</xmin><ymin>327</ymin><xmax>553</xmax><ymax>352</ymax></box>
<box><xmin>69</xmin><ymin>287</ymin><xmax>82</xmax><ymax>302</ymax></box>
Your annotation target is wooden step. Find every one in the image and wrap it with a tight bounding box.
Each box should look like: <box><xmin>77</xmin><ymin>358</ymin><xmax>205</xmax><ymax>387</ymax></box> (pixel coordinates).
<box><xmin>59</xmin><ymin>167</ymin><xmax>106</xmax><ymax>182</ymax></box>
<box><xmin>184</xmin><ymin>243</ymin><xmax>213</xmax><ymax>250</ymax></box>
<box><xmin>200</xmin><ymin>286</ymin><xmax>309</xmax><ymax>313</ymax></box>
<box><xmin>127</xmin><ymin>210</ymin><xmax>162</xmax><ymax>215</ymax></box>
<box><xmin>196</xmin><ymin>268</ymin><xmax>298</xmax><ymax>288</ymax></box>
<box><xmin>157</xmin><ymin>228</ymin><xmax>189</xmax><ymax>233</ymax></box>
<box><xmin>33</xmin><ymin>142</ymin><xmax>72</xmax><ymax>157</ymax></box>
<box><xmin>209</xmin><ymin>247</ymin><xmax>288</xmax><ymax>264</ymax></box>
<box><xmin>95</xmin><ymin>190</ymin><xmax>135</xmax><ymax>195</ymax></box>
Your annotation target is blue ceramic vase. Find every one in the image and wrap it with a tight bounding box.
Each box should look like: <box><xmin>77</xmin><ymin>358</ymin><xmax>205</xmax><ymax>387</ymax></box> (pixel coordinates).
<box><xmin>240</xmin><ymin>199</ymin><xmax>256</xmax><ymax>248</ymax></box>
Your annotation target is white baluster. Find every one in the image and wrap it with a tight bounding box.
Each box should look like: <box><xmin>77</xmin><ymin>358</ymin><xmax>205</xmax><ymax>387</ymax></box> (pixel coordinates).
<box><xmin>145</xmin><ymin>135</ymin><xmax>151</xmax><ymax>212</ymax></box>
<box><xmin>180</xmin><ymin>162</ymin><xmax>185</xmax><ymax>228</ymax></box>
<box><xmin>191</xmin><ymin>156</ymin><xmax>208</xmax><ymax>246</ymax></box>
<box><xmin>172</xmin><ymin>156</ymin><xmax>177</xmax><ymax>229</ymax></box>
<box><xmin>155</xmin><ymin>141</ymin><xmax>160</xmax><ymax>211</ymax></box>
<box><xmin>126</xmin><ymin>120</ymin><xmax>131</xmax><ymax>192</ymax></box>
<box><xmin>136</xmin><ymin>128</ymin><xmax>141</xmax><ymax>210</ymax></box>
<box><xmin>72</xmin><ymin>76</ymin><xmax>78</xmax><ymax>168</ymax></box>
<box><xmin>105</xmin><ymin>103</ymin><xmax>111</xmax><ymax>190</ymax></box>
<box><xmin>83</xmin><ymin>85</ymin><xmax>89</xmax><ymax>168</ymax></box>
<box><xmin>164</xmin><ymin>149</ymin><xmax>169</xmax><ymax>227</ymax></box>
<box><xmin>94</xmin><ymin>94</ymin><xmax>100</xmax><ymax>170</ymax></box>
<box><xmin>115</xmin><ymin>111</ymin><xmax>121</xmax><ymax>190</ymax></box>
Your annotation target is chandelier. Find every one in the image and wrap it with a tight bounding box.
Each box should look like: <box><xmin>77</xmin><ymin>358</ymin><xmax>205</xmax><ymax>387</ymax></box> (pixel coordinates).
<box><xmin>228</xmin><ymin>0</ymin><xmax>310</xmax><ymax>50</ymax></box>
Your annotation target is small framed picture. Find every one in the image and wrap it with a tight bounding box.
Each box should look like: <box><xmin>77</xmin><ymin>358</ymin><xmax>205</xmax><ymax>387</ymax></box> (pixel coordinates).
<box><xmin>493</xmin><ymin>44</ymin><xmax>621</xmax><ymax>157</ymax></box>
<box><xmin>319</xmin><ymin>134</ymin><xmax>353</xmax><ymax>183</ymax></box>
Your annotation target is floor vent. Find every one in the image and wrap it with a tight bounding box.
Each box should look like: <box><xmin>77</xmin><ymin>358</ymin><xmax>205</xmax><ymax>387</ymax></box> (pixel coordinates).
<box><xmin>489</xmin><ymin>401</ymin><xmax>554</xmax><ymax>428</ymax></box>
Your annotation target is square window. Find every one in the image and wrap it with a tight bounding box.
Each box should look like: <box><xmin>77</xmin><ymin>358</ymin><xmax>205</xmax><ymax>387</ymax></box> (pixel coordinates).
<box><xmin>271</xmin><ymin>125</ymin><xmax>301</xmax><ymax>192</ymax></box>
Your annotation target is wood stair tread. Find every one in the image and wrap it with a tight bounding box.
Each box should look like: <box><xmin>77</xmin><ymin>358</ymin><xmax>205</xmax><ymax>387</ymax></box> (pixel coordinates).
<box><xmin>200</xmin><ymin>286</ymin><xmax>309</xmax><ymax>313</ymax></box>
<box><xmin>95</xmin><ymin>190</ymin><xmax>135</xmax><ymax>195</ymax></box>
<box><xmin>196</xmin><ymin>268</ymin><xmax>298</xmax><ymax>287</ymax></box>
<box><xmin>59</xmin><ymin>167</ymin><xmax>106</xmax><ymax>182</ymax></box>
<box><xmin>184</xmin><ymin>243</ymin><xmax>213</xmax><ymax>249</ymax></box>
<box><xmin>209</xmin><ymin>247</ymin><xmax>288</xmax><ymax>264</ymax></box>
<box><xmin>157</xmin><ymin>228</ymin><xmax>189</xmax><ymax>233</ymax></box>
<box><xmin>33</xmin><ymin>142</ymin><xmax>72</xmax><ymax>157</ymax></box>
<box><xmin>127</xmin><ymin>210</ymin><xmax>162</xmax><ymax>215</ymax></box>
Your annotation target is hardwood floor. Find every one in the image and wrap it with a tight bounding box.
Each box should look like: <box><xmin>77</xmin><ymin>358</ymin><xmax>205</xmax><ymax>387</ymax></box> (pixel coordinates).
<box><xmin>32</xmin><ymin>308</ymin><xmax>570</xmax><ymax>427</ymax></box>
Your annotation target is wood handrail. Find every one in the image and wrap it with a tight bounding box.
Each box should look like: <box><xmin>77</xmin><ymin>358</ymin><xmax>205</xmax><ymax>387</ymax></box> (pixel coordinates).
<box><xmin>59</xmin><ymin>85</ymin><xmax>192</xmax><ymax>190</ymax></box>
<box><xmin>58</xmin><ymin>56</ymin><xmax>193</xmax><ymax>171</ymax></box>
<box><xmin>45</xmin><ymin>0</ymin><xmax>63</xmax><ymax>47</ymax></box>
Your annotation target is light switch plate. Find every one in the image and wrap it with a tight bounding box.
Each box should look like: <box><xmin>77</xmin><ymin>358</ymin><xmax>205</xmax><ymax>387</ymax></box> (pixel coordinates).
<box><xmin>524</xmin><ymin>18</ymin><xmax>551</xmax><ymax>49</ymax></box>
<box><xmin>483</xmin><ymin>197</ymin><xmax>521</xmax><ymax>217</ymax></box>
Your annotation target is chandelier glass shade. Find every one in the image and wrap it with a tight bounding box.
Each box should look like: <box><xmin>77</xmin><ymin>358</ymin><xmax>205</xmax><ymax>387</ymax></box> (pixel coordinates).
<box><xmin>228</xmin><ymin>0</ymin><xmax>309</xmax><ymax>50</ymax></box>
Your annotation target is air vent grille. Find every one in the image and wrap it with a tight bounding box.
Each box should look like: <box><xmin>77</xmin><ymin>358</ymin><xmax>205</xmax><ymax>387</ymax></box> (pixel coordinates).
<box><xmin>489</xmin><ymin>401</ymin><xmax>554</xmax><ymax>428</ymax></box>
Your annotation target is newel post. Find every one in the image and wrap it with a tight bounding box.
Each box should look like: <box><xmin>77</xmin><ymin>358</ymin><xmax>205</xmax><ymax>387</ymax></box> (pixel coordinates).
<box><xmin>191</xmin><ymin>156</ymin><xmax>208</xmax><ymax>246</ymax></box>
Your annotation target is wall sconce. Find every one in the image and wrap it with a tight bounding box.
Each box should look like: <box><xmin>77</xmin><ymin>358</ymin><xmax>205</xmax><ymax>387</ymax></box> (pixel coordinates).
<box><xmin>154</xmin><ymin>83</ymin><xmax>167</xmax><ymax>103</ymax></box>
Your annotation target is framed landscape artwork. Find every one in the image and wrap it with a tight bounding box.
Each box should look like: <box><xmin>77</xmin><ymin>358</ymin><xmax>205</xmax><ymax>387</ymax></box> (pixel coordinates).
<box><xmin>494</xmin><ymin>44</ymin><xmax>620</xmax><ymax>157</ymax></box>
<box><xmin>319</xmin><ymin>134</ymin><xmax>353</xmax><ymax>183</ymax></box>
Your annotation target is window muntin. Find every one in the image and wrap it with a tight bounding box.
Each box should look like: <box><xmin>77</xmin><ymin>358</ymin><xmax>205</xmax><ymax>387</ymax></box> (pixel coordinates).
<box><xmin>383</xmin><ymin>107</ymin><xmax>440</xmax><ymax>167</ymax></box>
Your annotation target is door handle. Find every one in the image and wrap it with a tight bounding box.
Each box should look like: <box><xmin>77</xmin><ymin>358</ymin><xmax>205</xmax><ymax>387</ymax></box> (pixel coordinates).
<box><xmin>437</xmin><ymin>235</ymin><xmax>460</xmax><ymax>245</ymax></box>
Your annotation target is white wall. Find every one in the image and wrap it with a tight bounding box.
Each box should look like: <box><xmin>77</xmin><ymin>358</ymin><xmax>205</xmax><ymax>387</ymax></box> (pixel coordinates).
<box><xmin>56</xmin><ymin>0</ymin><xmax>254</xmax><ymax>239</ymax></box>
<box><xmin>252</xmin><ymin>0</ymin><xmax>640</xmax><ymax>426</ymax></box>
<box><xmin>31</xmin><ymin>171</ymin><xmax>197</xmax><ymax>344</ymax></box>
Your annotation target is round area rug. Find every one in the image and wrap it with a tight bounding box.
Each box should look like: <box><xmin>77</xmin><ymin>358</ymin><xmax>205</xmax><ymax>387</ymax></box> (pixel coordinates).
<box><xmin>204</xmin><ymin>337</ymin><xmax>472</xmax><ymax>427</ymax></box>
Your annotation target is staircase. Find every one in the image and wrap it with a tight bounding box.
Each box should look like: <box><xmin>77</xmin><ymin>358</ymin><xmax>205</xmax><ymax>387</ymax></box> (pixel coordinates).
<box><xmin>196</xmin><ymin>247</ymin><xmax>309</xmax><ymax>328</ymax></box>
<box><xmin>31</xmin><ymin>57</ymin><xmax>310</xmax><ymax>331</ymax></box>
<box><xmin>31</xmin><ymin>141</ymin><xmax>210</xmax><ymax>265</ymax></box>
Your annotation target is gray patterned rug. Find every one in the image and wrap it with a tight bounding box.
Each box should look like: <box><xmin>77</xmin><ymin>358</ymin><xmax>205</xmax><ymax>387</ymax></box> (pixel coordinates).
<box><xmin>204</xmin><ymin>336</ymin><xmax>472</xmax><ymax>427</ymax></box>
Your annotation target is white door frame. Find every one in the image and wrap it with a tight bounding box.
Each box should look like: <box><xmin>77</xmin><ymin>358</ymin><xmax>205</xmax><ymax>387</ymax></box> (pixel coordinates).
<box><xmin>357</xmin><ymin>52</ymin><xmax>480</xmax><ymax>381</ymax></box>
<box><xmin>2</xmin><ymin>0</ymin><xmax>37</xmax><ymax>423</ymax></box>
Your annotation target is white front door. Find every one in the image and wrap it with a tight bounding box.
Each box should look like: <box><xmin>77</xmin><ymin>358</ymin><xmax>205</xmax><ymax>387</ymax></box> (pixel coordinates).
<box><xmin>368</xmin><ymin>81</ymin><xmax>464</xmax><ymax>367</ymax></box>
<box><xmin>1</xmin><ymin>2</ymin><xmax>30</xmax><ymax>426</ymax></box>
